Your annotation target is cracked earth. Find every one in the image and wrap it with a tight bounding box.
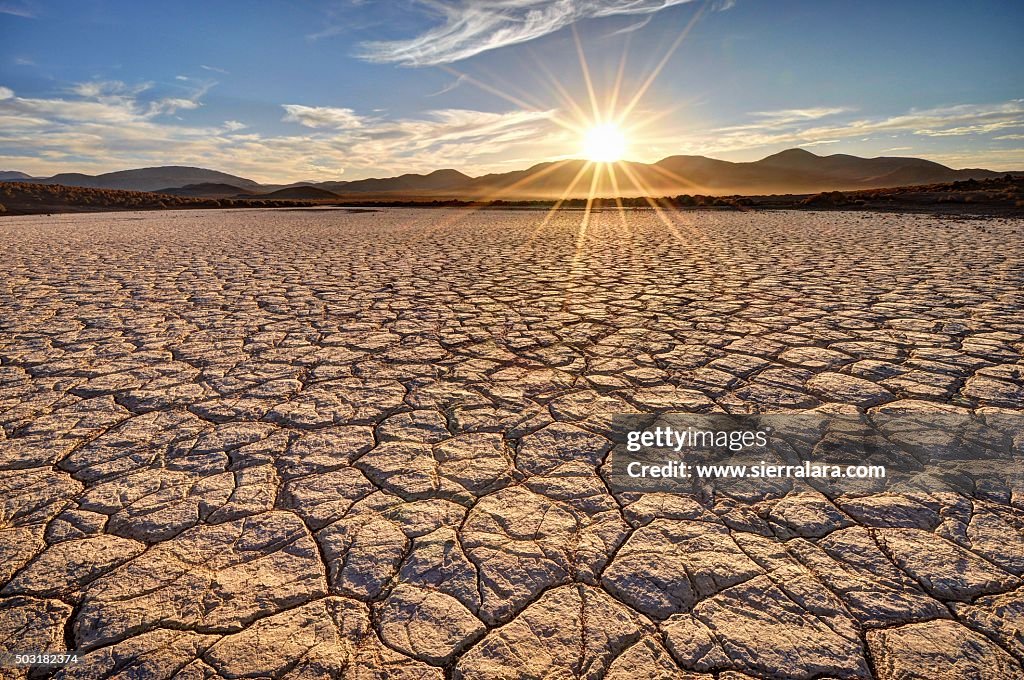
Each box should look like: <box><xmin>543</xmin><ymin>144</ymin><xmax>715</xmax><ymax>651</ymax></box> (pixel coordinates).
<box><xmin>0</xmin><ymin>207</ymin><xmax>1023</xmax><ymax>679</ymax></box>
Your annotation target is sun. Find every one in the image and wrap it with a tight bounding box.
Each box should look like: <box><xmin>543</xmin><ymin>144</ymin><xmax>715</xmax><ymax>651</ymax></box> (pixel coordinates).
<box><xmin>582</xmin><ymin>123</ymin><xmax>626</xmax><ymax>163</ymax></box>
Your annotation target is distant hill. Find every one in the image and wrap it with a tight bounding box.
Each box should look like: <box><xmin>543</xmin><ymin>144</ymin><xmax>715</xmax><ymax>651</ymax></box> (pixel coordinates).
<box><xmin>3</xmin><ymin>175</ymin><xmax>1019</xmax><ymax>216</ymax></box>
<box><xmin>303</xmin><ymin>150</ymin><xmax>1011</xmax><ymax>199</ymax></box>
<box><xmin>460</xmin><ymin>149</ymin><xmax>1012</xmax><ymax>198</ymax></box>
<box><xmin>9</xmin><ymin>166</ymin><xmax>262</xmax><ymax>192</ymax></box>
<box><xmin>0</xmin><ymin>171</ymin><xmax>33</xmax><ymax>181</ymax></box>
<box><xmin>156</xmin><ymin>182</ymin><xmax>256</xmax><ymax>198</ymax></box>
<box><xmin>315</xmin><ymin>168</ymin><xmax>472</xmax><ymax>195</ymax></box>
<box><xmin>5</xmin><ymin>150</ymin><xmax>1017</xmax><ymax>199</ymax></box>
<box><xmin>255</xmin><ymin>186</ymin><xmax>341</xmax><ymax>200</ymax></box>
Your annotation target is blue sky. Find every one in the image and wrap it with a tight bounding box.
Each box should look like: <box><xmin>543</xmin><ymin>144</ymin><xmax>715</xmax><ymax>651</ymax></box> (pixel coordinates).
<box><xmin>1</xmin><ymin>0</ymin><xmax>1022</xmax><ymax>181</ymax></box>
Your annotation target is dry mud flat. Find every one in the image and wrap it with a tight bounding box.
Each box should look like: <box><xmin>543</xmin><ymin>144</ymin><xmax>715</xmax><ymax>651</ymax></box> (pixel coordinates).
<box><xmin>0</xmin><ymin>207</ymin><xmax>1023</xmax><ymax>679</ymax></box>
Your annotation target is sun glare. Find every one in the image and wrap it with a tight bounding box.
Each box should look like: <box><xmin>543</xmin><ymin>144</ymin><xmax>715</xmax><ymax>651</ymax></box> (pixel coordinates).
<box><xmin>582</xmin><ymin>123</ymin><xmax>626</xmax><ymax>163</ymax></box>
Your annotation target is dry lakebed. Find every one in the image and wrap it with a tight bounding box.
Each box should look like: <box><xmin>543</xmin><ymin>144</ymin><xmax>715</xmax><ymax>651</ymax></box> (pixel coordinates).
<box><xmin>1</xmin><ymin>207</ymin><xmax>1023</xmax><ymax>679</ymax></box>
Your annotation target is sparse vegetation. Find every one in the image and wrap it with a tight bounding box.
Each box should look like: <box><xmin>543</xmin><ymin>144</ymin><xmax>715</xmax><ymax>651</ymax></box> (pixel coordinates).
<box><xmin>0</xmin><ymin>182</ymin><xmax>317</xmax><ymax>216</ymax></box>
<box><xmin>330</xmin><ymin>176</ymin><xmax>1021</xmax><ymax>215</ymax></box>
<box><xmin>2</xmin><ymin>175</ymin><xmax>1021</xmax><ymax>217</ymax></box>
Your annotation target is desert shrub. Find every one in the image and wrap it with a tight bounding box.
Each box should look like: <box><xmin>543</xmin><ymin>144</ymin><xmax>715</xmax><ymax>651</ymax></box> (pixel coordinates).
<box><xmin>802</xmin><ymin>191</ymin><xmax>848</xmax><ymax>206</ymax></box>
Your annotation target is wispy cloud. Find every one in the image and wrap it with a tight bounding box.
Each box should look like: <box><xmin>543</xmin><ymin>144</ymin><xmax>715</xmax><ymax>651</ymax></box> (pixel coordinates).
<box><xmin>282</xmin><ymin>104</ymin><xmax>366</xmax><ymax>129</ymax></box>
<box><xmin>200</xmin><ymin>64</ymin><xmax>230</xmax><ymax>75</ymax></box>
<box><xmin>148</xmin><ymin>98</ymin><xmax>201</xmax><ymax>115</ymax></box>
<box><xmin>0</xmin><ymin>1</ymin><xmax>35</xmax><ymax>18</ymax></box>
<box><xmin>702</xmin><ymin>100</ymin><xmax>1024</xmax><ymax>156</ymax></box>
<box><xmin>0</xmin><ymin>82</ymin><xmax>560</xmax><ymax>182</ymax></box>
<box><xmin>714</xmin><ymin>107</ymin><xmax>853</xmax><ymax>133</ymax></box>
<box><xmin>914</xmin><ymin>120</ymin><xmax>1022</xmax><ymax>137</ymax></box>
<box><xmin>356</xmin><ymin>0</ymin><xmax>703</xmax><ymax>66</ymax></box>
<box><xmin>927</xmin><ymin>147</ymin><xmax>1024</xmax><ymax>170</ymax></box>
<box><xmin>426</xmin><ymin>74</ymin><xmax>467</xmax><ymax>97</ymax></box>
<box><xmin>606</xmin><ymin>14</ymin><xmax>654</xmax><ymax>37</ymax></box>
<box><xmin>70</xmin><ymin>80</ymin><xmax>151</xmax><ymax>98</ymax></box>
<box><xmin>750</xmin><ymin>107</ymin><xmax>853</xmax><ymax>123</ymax></box>
<box><xmin>61</xmin><ymin>79</ymin><xmax>211</xmax><ymax>118</ymax></box>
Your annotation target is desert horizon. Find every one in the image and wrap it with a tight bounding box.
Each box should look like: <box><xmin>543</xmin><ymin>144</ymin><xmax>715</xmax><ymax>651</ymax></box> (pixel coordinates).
<box><xmin>3</xmin><ymin>146</ymin><xmax>1022</xmax><ymax>216</ymax></box>
<box><xmin>4</xmin><ymin>145</ymin><xmax>1023</xmax><ymax>200</ymax></box>
<box><xmin>1</xmin><ymin>1</ymin><xmax>1023</xmax><ymax>679</ymax></box>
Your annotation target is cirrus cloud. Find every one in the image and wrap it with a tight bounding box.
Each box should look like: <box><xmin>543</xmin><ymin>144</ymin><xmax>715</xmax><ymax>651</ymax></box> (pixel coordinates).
<box><xmin>356</xmin><ymin>0</ymin><xmax>704</xmax><ymax>66</ymax></box>
<box><xmin>282</xmin><ymin>104</ymin><xmax>366</xmax><ymax>129</ymax></box>
<box><xmin>700</xmin><ymin>100</ymin><xmax>1024</xmax><ymax>156</ymax></box>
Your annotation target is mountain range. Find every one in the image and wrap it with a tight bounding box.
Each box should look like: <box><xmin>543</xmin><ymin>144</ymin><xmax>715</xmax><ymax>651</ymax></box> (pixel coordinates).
<box><xmin>2</xmin><ymin>149</ymin><xmax>1016</xmax><ymax>200</ymax></box>
<box><xmin>1</xmin><ymin>166</ymin><xmax>264</xmax><ymax>192</ymax></box>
